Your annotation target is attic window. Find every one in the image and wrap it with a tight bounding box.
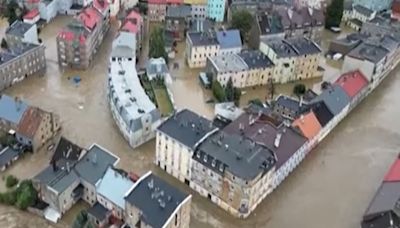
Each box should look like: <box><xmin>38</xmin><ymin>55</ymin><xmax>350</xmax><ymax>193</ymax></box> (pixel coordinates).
<box><xmin>196</xmin><ymin>152</ymin><xmax>201</xmax><ymax>158</ymax></box>
<box><xmin>211</xmin><ymin>159</ymin><xmax>216</xmax><ymax>167</ymax></box>
<box><xmin>203</xmin><ymin>154</ymin><xmax>208</xmax><ymax>162</ymax></box>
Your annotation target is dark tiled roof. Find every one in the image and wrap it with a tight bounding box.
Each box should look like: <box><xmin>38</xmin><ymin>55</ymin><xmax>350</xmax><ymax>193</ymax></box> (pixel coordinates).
<box><xmin>187</xmin><ymin>32</ymin><xmax>219</xmax><ymax>46</ymax></box>
<box><xmin>258</xmin><ymin>14</ymin><xmax>284</xmax><ymax>35</ymax></box>
<box><xmin>74</xmin><ymin>145</ymin><xmax>118</xmax><ymax>185</ymax></box>
<box><xmin>354</xmin><ymin>4</ymin><xmax>374</xmax><ymax>17</ymax></box>
<box><xmin>238</xmin><ymin>50</ymin><xmax>274</xmax><ymax>69</ymax></box>
<box><xmin>157</xmin><ymin>109</ymin><xmax>217</xmax><ymax>149</ymax></box>
<box><xmin>87</xmin><ymin>202</ymin><xmax>109</xmax><ymax>221</ymax></box>
<box><xmin>274</xmin><ymin>95</ymin><xmax>309</xmax><ymax>117</ymax></box>
<box><xmin>166</xmin><ymin>5</ymin><xmax>191</xmax><ymax>18</ymax></box>
<box><xmin>224</xmin><ymin>112</ymin><xmax>307</xmax><ymax>169</ymax></box>
<box><xmin>263</xmin><ymin>38</ymin><xmax>298</xmax><ymax>58</ymax></box>
<box><xmin>347</xmin><ymin>42</ymin><xmax>389</xmax><ymax>64</ymax></box>
<box><xmin>308</xmin><ymin>101</ymin><xmax>334</xmax><ymax>127</ymax></box>
<box><xmin>0</xmin><ymin>147</ymin><xmax>20</xmax><ymax>168</ymax></box>
<box><xmin>363</xmin><ymin>182</ymin><xmax>400</xmax><ymax>219</ymax></box>
<box><xmin>51</xmin><ymin>137</ymin><xmax>83</xmax><ymax>168</ymax></box>
<box><xmin>125</xmin><ymin>173</ymin><xmax>189</xmax><ymax>228</ymax></box>
<box><xmin>195</xmin><ymin>131</ymin><xmax>276</xmax><ymax>180</ymax></box>
<box><xmin>312</xmin><ymin>85</ymin><xmax>350</xmax><ymax>116</ymax></box>
<box><xmin>216</xmin><ymin>29</ymin><xmax>242</xmax><ymax>49</ymax></box>
<box><xmin>33</xmin><ymin>166</ymin><xmax>79</xmax><ymax>193</ymax></box>
<box><xmin>284</xmin><ymin>37</ymin><xmax>321</xmax><ymax>55</ymax></box>
<box><xmin>0</xmin><ymin>43</ymin><xmax>41</xmax><ymax>65</ymax></box>
<box><xmin>6</xmin><ymin>21</ymin><xmax>34</xmax><ymax>37</ymax></box>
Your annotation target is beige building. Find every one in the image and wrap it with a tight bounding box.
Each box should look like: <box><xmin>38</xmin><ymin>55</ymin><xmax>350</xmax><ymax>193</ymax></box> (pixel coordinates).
<box><xmin>186</xmin><ymin>31</ymin><xmax>220</xmax><ymax>68</ymax></box>
<box><xmin>124</xmin><ymin>171</ymin><xmax>192</xmax><ymax>228</ymax></box>
<box><xmin>259</xmin><ymin>37</ymin><xmax>321</xmax><ymax>83</ymax></box>
<box><xmin>156</xmin><ymin>109</ymin><xmax>217</xmax><ymax>184</ymax></box>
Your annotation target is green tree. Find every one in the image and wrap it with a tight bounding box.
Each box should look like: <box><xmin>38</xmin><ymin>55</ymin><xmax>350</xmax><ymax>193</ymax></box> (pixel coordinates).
<box><xmin>5</xmin><ymin>175</ymin><xmax>19</xmax><ymax>188</ymax></box>
<box><xmin>225</xmin><ymin>78</ymin><xmax>234</xmax><ymax>101</ymax></box>
<box><xmin>14</xmin><ymin>180</ymin><xmax>37</xmax><ymax>210</ymax></box>
<box><xmin>325</xmin><ymin>0</ymin><xmax>344</xmax><ymax>28</ymax></box>
<box><xmin>149</xmin><ymin>26</ymin><xmax>168</xmax><ymax>60</ymax></box>
<box><xmin>233</xmin><ymin>88</ymin><xmax>241</xmax><ymax>106</ymax></box>
<box><xmin>212</xmin><ymin>80</ymin><xmax>226</xmax><ymax>102</ymax></box>
<box><xmin>248</xmin><ymin>99</ymin><xmax>264</xmax><ymax>107</ymax></box>
<box><xmin>293</xmin><ymin>83</ymin><xmax>306</xmax><ymax>98</ymax></box>
<box><xmin>72</xmin><ymin>210</ymin><xmax>88</xmax><ymax>228</ymax></box>
<box><xmin>3</xmin><ymin>0</ymin><xmax>21</xmax><ymax>25</ymax></box>
<box><xmin>230</xmin><ymin>10</ymin><xmax>254</xmax><ymax>40</ymax></box>
<box><xmin>1</xmin><ymin>38</ymin><xmax>7</xmax><ymax>49</ymax></box>
<box><xmin>138</xmin><ymin>3</ymin><xmax>147</xmax><ymax>15</ymax></box>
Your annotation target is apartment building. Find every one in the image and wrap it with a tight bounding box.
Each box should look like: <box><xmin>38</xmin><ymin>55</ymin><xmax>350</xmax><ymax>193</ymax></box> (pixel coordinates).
<box><xmin>23</xmin><ymin>9</ymin><xmax>40</xmax><ymax>24</ymax></box>
<box><xmin>186</xmin><ymin>31</ymin><xmax>219</xmax><ymax>68</ymax></box>
<box><xmin>0</xmin><ymin>95</ymin><xmax>28</xmax><ymax>133</ymax></box>
<box><xmin>273</xmin><ymin>95</ymin><xmax>308</xmax><ymax>120</ymax></box>
<box><xmin>188</xmin><ymin>0</ymin><xmax>207</xmax><ymax>19</ymax></box>
<box><xmin>155</xmin><ymin>109</ymin><xmax>217</xmax><ymax>184</ymax></box>
<box><xmin>249</xmin><ymin>7</ymin><xmax>324</xmax><ymax>49</ymax></box>
<box><xmin>237</xmin><ymin>50</ymin><xmax>274</xmax><ymax>87</ymax></box>
<box><xmin>124</xmin><ymin>172</ymin><xmax>192</xmax><ymax>228</ymax></box>
<box><xmin>148</xmin><ymin>0</ymin><xmax>167</xmax><ymax>22</ymax></box>
<box><xmin>346</xmin><ymin>5</ymin><xmax>376</xmax><ymax>31</ymax></box>
<box><xmin>108</xmin><ymin>32</ymin><xmax>162</xmax><ymax>149</ymax></box>
<box><xmin>192</xmin><ymin>131</ymin><xmax>276</xmax><ymax>218</ymax></box>
<box><xmin>353</xmin><ymin>0</ymin><xmax>393</xmax><ymax>12</ymax></box>
<box><xmin>259</xmin><ymin>37</ymin><xmax>321</xmax><ymax>83</ymax></box>
<box><xmin>216</xmin><ymin>29</ymin><xmax>242</xmax><ymax>55</ymax></box>
<box><xmin>57</xmin><ymin>0</ymin><xmax>110</xmax><ymax>69</ymax></box>
<box><xmin>0</xmin><ymin>43</ymin><xmax>46</xmax><ymax>91</ymax></box>
<box><xmin>5</xmin><ymin>21</ymin><xmax>39</xmax><ymax>47</ymax></box>
<box><xmin>121</xmin><ymin>10</ymin><xmax>145</xmax><ymax>56</ymax></box>
<box><xmin>294</xmin><ymin>0</ymin><xmax>325</xmax><ymax>9</ymax></box>
<box><xmin>334</xmin><ymin>70</ymin><xmax>369</xmax><ymax>108</ymax></box>
<box><xmin>206</xmin><ymin>0</ymin><xmax>226</xmax><ymax>22</ymax></box>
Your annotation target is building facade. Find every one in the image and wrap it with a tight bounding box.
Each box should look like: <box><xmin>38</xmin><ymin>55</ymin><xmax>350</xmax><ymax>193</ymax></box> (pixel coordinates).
<box><xmin>353</xmin><ymin>0</ymin><xmax>393</xmax><ymax>12</ymax></box>
<box><xmin>186</xmin><ymin>31</ymin><xmax>219</xmax><ymax>68</ymax></box>
<box><xmin>206</xmin><ymin>0</ymin><xmax>225</xmax><ymax>22</ymax></box>
<box><xmin>148</xmin><ymin>0</ymin><xmax>167</xmax><ymax>21</ymax></box>
<box><xmin>5</xmin><ymin>21</ymin><xmax>39</xmax><ymax>47</ymax></box>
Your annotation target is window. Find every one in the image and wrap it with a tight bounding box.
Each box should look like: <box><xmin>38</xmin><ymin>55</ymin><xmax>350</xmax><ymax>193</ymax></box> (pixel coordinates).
<box><xmin>175</xmin><ymin>214</ymin><xmax>178</xmax><ymax>226</ymax></box>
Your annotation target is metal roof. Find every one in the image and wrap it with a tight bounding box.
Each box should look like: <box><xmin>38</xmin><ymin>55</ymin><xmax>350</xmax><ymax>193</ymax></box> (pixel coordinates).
<box><xmin>311</xmin><ymin>85</ymin><xmax>350</xmax><ymax>116</ymax></box>
<box><xmin>0</xmin><ymin>95</ymin><xmax>29</xmax><ymax>126</ymax></box>
<box><xmin>216</xmin><ymin>29</ymin><xmax>242</xmax><ymax>49</ymax></box>
<box><xmin>347</xmin><ymin>42</ymin><xmax>389</xmax><ymax>64</ymax></box>
<box><xmin>364</xmin><ymin>182</ymin><xmax>400</xmax><ymax>218</ymax></box>
<box><xmin>187</xmin><ymin>32</ymin><xmax>219</xmax><ymax>47</ymax></box>
<box><xmin>0</xmin><ymin>147</ymin><xmax>20</xmax><ymax>168</ymax></box>
<box><xmin>6</xmin><ymin>20</ymin><xmax>34</xmax><ymax>37</ymax></box>
<box><xmin>238</xmin><ymin>50</ymin><xmax>274</xmax><ymax>69</ymax></box>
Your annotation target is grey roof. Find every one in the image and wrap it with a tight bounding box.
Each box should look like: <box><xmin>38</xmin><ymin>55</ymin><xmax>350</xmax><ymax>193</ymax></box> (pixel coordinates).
<box><xmin>354</xmin><ymin>4</ymin><xmax>374</xmax><ymax>17</ymax></box>
<box><xmin>238</xmin><ymin>50</ymin><xmax>274</xmax><ymax>69</ymax></box>
<box><xmin>196</xmin><ymin>131</ymin><xmax>276</xmax><ymax>180</ymax></box>
<box><xmin>157</xmin><ymin>109</ymin><xmax>216</xmax><ymax>149</ymax></box>
<box><xmin>188</xmin><ymin>19</ymin><xmax>215</xmax><ymax>33</ymax></box>
<box><xmin>33</xmin><ymin>166</ymin><xmax>79</xmax><ymax>193</ymax></box>
<box><xmin>349</xmin><ymin>18</ymin><xmax>363</xmax><ymax>27</ymax></box>
<box><xmin>146</xmin><ymin>58</ymin><xmax>169</xmax><ymax>76</ymax></box>
<box><xmin>166</xmin><ymin>5</ymin><xmax>191</xmax><ymax>18</ymax></box>
<box><xmin>0</xmin><ymin>95</ymin><xmax>29</xmax><ymax>125</ymax></box>
<box><xmin>125</xmin><ymin>173</ymin><xmax>189</xmax><ymax>228</ymax></box>
<box><xmin>364</xmin><ymin>182</ymin><xmax>400</xmax><ymax>218</ymax></box>
<box><xmin>187</xmin><ymin>32</ymin><xmax>219</xmax><ymax>47</ymax></box>
<box><xmin>284</xmin><ymin>37</ymin><xmax>321</xmax><ymax>55</ymax></box>
<box><xmin>258</xmin><ymin>14</ymin><xmax>284</xmax><ymax>35</ymax></box>
<box><xmin>262</xmin><ymin>38</ymin><xmax>298</xmax><ymax>58</ymax></box>
<box><xmin>275</xmin><ymin>95</ymin><xmax>309</xmax><ymax>116</ymax></box>
<box><xmin>51</xmin><ymin>137</ymin><xmax>83</xmax><ymax>168</ymax></box>
<box><xmin>0</xmin><ymin>43</ymin><xmax>40</xmax><ymax>66</ymax></box>
<box><xmin>312</xmin><ymin>85</ymin><xmax>350</xmax><ymax>116</ymax></box>
<box><xmin>347</xmin><ymin>42</ymin><xmax>389</xmax><ymax>63</ymax></box>
<box><xmin>0</xmin><ymin>52</ymin><xmax>16</xmax><ymax>65</ymax></box>
<box><xmin>0</xmin><ymin>147</ymin><xmax>20</xmax><ymax>168</ymax></box>
<box><xmin>87</xmin><ymin>202</ymin><xmax>109</xmax><ymax>221</ymax></box>
<box><xmin>344</xmin><ymin>0</ymin><xmax>353</xmax><ymax>10</ymax></box>
<box><xmin>74</xmin><ymin>145</ymin><xmax>118</xmax><ymax>185</ymax></box>
<box><xmin>216</xmin><ymin>29</ymin><xmax>242</xmax><ymax>49</ymax></box>
<box><xmin>6</xmin><ymin>21</ymin><xmax>34</xmax><ymax>37</ymax></box>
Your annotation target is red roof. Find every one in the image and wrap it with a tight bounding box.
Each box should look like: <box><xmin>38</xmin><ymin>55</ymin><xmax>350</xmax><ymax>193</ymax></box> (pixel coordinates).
<box><xmin>58</xmin><ymin>30</ymin><xmax>75</xmax><ymax>41</ymax></box>
<box><xmin>334</xmin><ymin>70</ymin><xmax>369</xmax><ymax>98</ymax></box>
<box><xmin>93</xmin><ymin>0</ymin><xmax>110</xmax><ymax>14</ymax></box>
<box><xmin>17</xmin><ymin>107</ymin><xmax>44</xmax><ymax>139</ymax></box>
<box><xmin>79</xmin><ymin>8</ymin><xmax>100</xmax><ymax>30</ymax></box>
<box><xmin>148</xmin><ymin>0</ymin><xmax>167</xmax><ymax>4</ymax></box>
<box><xmin>24</xmin><ymin>9</ymin><xmax>39</xmax><ymax>20</ymax></box>
<box><xmin>166</xmin><ymin>0</ymin><xmax>183</xmax><ymax>3</ymax></box>
<box><xmin>384</xmin><ymin>158</ymin><xmax>400</xmax><ymax>182</ymax></box>
<box><xmin>26</xmin><ymin>0</ymin><xmax>40</xmax><ymax>3</ymax></box>
<box><xmin>122</xmin><ymin>21</ymin><xmax>138</xmax><ymax>33</ymax></box>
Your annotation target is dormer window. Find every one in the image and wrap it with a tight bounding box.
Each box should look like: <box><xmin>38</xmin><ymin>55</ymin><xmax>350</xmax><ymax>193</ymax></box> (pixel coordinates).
<box><xmin>211</xmin><ymin>159</ymin><xmax>216</xmax><ymax>167</ymax></box>
<box><xmin>203</xmin><ymin>154</ymin><xmax>208</xmax><ymax>162</ymax></box>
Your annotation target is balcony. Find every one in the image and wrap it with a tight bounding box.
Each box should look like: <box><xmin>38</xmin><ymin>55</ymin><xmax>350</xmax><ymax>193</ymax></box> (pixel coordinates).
<box><xmin>72</xmin><ymin>184</ymin><xmax>84</xmax><ymax>201</ymax></box>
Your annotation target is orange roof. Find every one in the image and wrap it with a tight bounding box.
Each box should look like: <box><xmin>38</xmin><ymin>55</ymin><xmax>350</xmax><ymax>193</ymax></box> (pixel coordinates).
<box><xmin>17</xmin><ymin>107</ymin><xmax>44</xmax><ymax>139</ymax></box>
<box><xmin>292</xmin><ymin>111</ymin><xmax>322</xmax><ymax>140</ymax></box>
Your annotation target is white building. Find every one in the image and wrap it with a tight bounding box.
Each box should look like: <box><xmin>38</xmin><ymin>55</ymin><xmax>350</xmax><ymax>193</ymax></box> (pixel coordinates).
<box><xmin>108</xmin><ymin>32</ymin><xmax>162</xmax><ymax>149</ymax></box>
<box><xmin>186</xmin><ymin>32</ymin><xmax>220</xmax><ymax>68</ymax></box>
<box><xmin>39</xmin><ymin>0</ymin><xmax>59</xmax><ymax>22</ymax></box>
<box><xmin>23</xmin><ymin>9</ymin><xmax>40</xmax><ymax>24</ymax></box>
<box><xmin>5</xmin><ymin>21</ymin><xmax>39</xmax><ymax>47</ymax></box>
<box><xmin>107</xmin><ymin>0</ymin><xmax>120</xmax><ymax>17</ymax></box>
<box><xmin>146</xmin><ymin>57</ymin><xmax>169</xmax><ymax>80</ymax></box>
<box><xmin>346</xmin><ymin>5</ymin><xmax>376</xmax><ymax>31</ymax></box>
<box><xmin>215</xmin><ymin>29</ymin><xmax>242</xmax><ymax>55</ymax></box>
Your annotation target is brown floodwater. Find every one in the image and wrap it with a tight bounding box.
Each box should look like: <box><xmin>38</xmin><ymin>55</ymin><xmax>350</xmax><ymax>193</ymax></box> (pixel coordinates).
<box><xmin>1</xmin><ymin>16</ymin><xmax>400</xmax><ymax>228</ymax></box>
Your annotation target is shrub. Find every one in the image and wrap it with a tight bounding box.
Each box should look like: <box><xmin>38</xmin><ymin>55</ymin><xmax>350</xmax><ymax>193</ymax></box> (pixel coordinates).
<box><xmin>6</xmin><ymin>175</ymin><xmax>19</xmax><ymax>188</ymax></box>
<box><xmin>212</xmin><ymin>80</ymin><xmax>226</xmax><ymax>102</ymax></box>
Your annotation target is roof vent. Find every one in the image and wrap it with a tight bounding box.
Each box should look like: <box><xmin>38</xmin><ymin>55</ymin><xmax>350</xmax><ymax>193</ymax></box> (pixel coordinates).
<box><xmin>274</xmin><ymin>133</ymin><xmax>282</xmax><ymax>148</ymax></box>
<box><xmin>148</xmin><ymin>179</ymin><xmax>154</xmax><ymax>189</ymax></box>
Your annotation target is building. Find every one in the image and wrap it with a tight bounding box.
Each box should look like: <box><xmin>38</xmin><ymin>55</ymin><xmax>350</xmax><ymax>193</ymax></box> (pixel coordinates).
<box><xmin>0</xmin><ymin>95</ymin><xmax>28</xmax><ymax>133</ymax></box>
<box><xmin>0</xmin><ymin>147</ymin><xmax>21</xmax><ymax>172</ymax></box>
<box><xmin>294</xmin><ymin>0</ymin><xmax>325</xmax><ymax>9</ymax></box>
<box><xmin>292</xmin><ymin>110</ymin><xmax>322</xmax><ymax>140</ymax></box>
<box><xmin>392</xmin><ymin>0</ymin><xmax>400</xmax><ymax>20</ymax></box>
<box><xmin>0</xmin><ymin>43</ymin><xmax>46</xmax><ymax>91</ymax></box>
<box><xmin>146</xmin><ymin>57</ymin><xmax>169</xmax><ymax>80</ymax></box>
<box><xmin>352</xmin><ymin>0</ymin><xmax>393</xmax><ymax>12</ymax></box>
<box><xmin>361</xmin><ymin>157</ymin><xmax>400</xmax><ymax>228</ymax></box>
<box><xmin>33</xmin><ymin>143</ymin><xmax>119</xmax><ymax>221</ymax></box>
<box><xmin>206</xmin><ymin>0</ymin><xmax>226</xmax><ymax>22</ymax></box>
<box><xmin>334</xmin><ymin>70</ymin><xmax>369</xmax><ymax>106</ymax></box>
<box><xmin>327</xmin><ymin>33</ymin><xmax>366</xmax><ymax>57</ymax></box>
<box><xmin>23</xmin><ymin>9</ymin><xmax>40</xmax><ymax>24</ymax></box>
<box><xmin>95</xmin><ymin>167</ymin><xmax>134</xmax><ymax>219</ymax></box>
<box><xmin>216</xmin><ymin>29</ymin><xmax>242</xmax><ymax>55</ymax></box>
<box><xmin>38</xmin><ymin>0</ymin><xmax>59</xmax><ymax>22</ymax></box>
<box><xmin>108</xmin><ymin>32</ymin><xmax>162</xmax><ymax>149</ymax></box>
<box><xmin>124</xmin><ymin>172</ymin><xmax>192</xmax><ymax>228</ymax></box>
<box><xmin>189</xmin><ymin>0</ymin><xmax>207</xmax><ymax>19</ymax></box>
<box><xmin>249</xmin><ymin>7</ymin><xmax>324</xmax><ymax>49</ymax></box>
<box><xmin>342</xmin><ymin>42</ymin><xmax>389</xmax><ymax>82</ymax></box>
<box><xmin>15</xmin><ymin>107</ymin><xmax>60</xmax><ymax>152</ymax></box>
<box><xmin>121</xmin><ymin>10</ymin><xmax>145</xmax><ymax>57</ymax></box>
<box><xmin>259</xmin><ymin>37</ymin><xmax>321</xmax><ymax>83</ymax></box>
<box><xmin>191</xmin><ymin>130</ymin><xmax>276</xmax><ymax>218</ymax></box>
<box><xmin>57</xmin><ymin>0</ymin><xmax>110</xmax><ymax>69</ymax></box>
<box><xmin>5</xmin><ymin>21</ymin><xmax>39</xmax><ymax>47</ymax></box>
<box><xmin>273</xmin><ymin>95</ymin><xmax>308</xmax><ymax>120</ymax></box>
<box><xmin>186</xmin><ymin>31</ymin><xmax>219</xmax><ymax>68</ymax></box>
<box><xmin>107</xmin><ymin>0</ymin><xmax>120</xmax><ymax>17</ymax></box>
<box><xmin>206</xmin><ymin>50</ymin><xmax>275</xmax><ymax>88</ymax></box>
<box><xmin>148</xmin><ymin>0</ymin><xmax>167</xmax><ymax>22</ymax></box>
<box><xmin>346</xmin><ymin>5</ymin><xmax>376</xmax><ymax>31</ymax></box>
<box><xmin>155</xmin><ymin>109</ymin><xmax>217</xmax><ymax>184</ymax></box>
<box><xmin>165</xmin><ymin>5</ymin><xmax>191</xmax><ymax>41</ymax></box>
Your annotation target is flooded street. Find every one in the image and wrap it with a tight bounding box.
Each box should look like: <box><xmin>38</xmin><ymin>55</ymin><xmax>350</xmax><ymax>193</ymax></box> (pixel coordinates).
<box><xmin>0</xmin><ymin>16</ymin><xmax>400</xmax><ymax>228</ymax></box>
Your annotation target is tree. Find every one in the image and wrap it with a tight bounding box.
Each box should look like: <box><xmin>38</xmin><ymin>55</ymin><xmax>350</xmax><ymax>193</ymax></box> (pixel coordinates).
<box><xmin>248</xmin><ymin>99</ymin><xmax>264</xmax><ymax>107</ymax></box>
<box><xmin>233</xmin><ymin>88</ymin><xmax>241</xmax><ymax>106</ymax></box>
<box><xmin>293</xmin><ymin>83</ymin><xmax>306</xmax><ymax>98</ymax></box>
<box><xmin>6</xmin><ymin>175</ymin><xmax>19</xmax><ymax>188</ymax></box>
<box><xmin>1</xmin><ymin>38</ymin><xmax>8</xmax><ymax>49</ymax></box>
<box><xmin>225</xmin><ymin>78</ymin><xmax>234</xmax><ymax>101</ymax></box>
<box><xmin>14</xmin><ymin>180</ymin><xmax>37</xmax><ymax>210</ymax></box>
<box><xmin>212</xmin><ymin>80</ymin><xmax>226</xmax><ymax>102</ymax></box>
<box><xmin>325</xmin><ymin>0</ymin><xmax>344</xmax><ymax>28</ymax></box>
<box><xmin>3</xmin><ymin>0</ymin><xmax>21</xmax><ymax>25</ymax></box>
<box><xmin>231</xmin><ymin>10</ymin><xmax>254</xmax><ymax>41</ymax></box>
<box><xmin>72</xmin><ymin>210</ymin><xmax>88</xmax><ymax>228</ymax></box>
<box><xmin>138</xmin><ymin>3</ymin><xmax>147</xmax><ymax>15</ymax></box>
<box><xmin>149</xmin><ymin>26</ymin><xmax>168</xmax><ymax>61</ymax></box>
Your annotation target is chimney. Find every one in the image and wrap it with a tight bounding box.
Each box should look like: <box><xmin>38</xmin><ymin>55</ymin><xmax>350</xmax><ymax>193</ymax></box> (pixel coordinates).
<box><xmin>274</xmin><ymin>133</ymin><xmax>282</xmax><ymax>148</ymax></box>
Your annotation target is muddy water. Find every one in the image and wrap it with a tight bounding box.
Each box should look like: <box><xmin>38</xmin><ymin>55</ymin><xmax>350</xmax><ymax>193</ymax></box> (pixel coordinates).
<box><xmin>1</xmin><ymin>16</ymin><xmax>400</xmax><ymax>228</ymax></box>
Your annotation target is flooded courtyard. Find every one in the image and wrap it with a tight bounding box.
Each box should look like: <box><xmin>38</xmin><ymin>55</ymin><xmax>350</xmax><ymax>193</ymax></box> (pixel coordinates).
<box><xmin>1</xmin><ymin>16</ymin><xmax>400</xmax><ymax>228</ymax></box>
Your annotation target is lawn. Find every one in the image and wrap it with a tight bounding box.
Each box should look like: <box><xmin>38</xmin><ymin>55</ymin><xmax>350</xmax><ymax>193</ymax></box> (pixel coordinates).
<box><xmin>153</xmin><ymin>86</ymin><xmax>173</xmax><ymax>116</ymax></box>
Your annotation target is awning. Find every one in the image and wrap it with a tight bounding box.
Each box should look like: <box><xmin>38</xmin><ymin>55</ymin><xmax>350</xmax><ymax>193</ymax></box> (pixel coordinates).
<box><xmin>44</xmin><ymin>207</ymin><xmax>61</xmax><ymax>223</ymax></box>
